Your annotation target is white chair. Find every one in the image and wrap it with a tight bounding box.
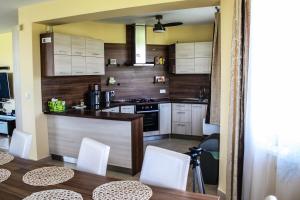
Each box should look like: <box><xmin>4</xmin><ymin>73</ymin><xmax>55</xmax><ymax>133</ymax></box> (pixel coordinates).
<box><xmin>265</xmin><ymin>195</ymin><xmax>277</xmax><ymax>200</ymax></box>
<box><xmin>140</xmin><ymin>145</ymin><xmax>191</xmax><ymax>191</ymax></box>
<box><xmin>9</xmin><ymin>129</ymin><xmax>32</xmax><ymax>159</ymax></box>
<box><xmin>77</xmin><ymin>137</ymin><xmax>110</xmax><ymax>176</ymax></box>
<box><xmin>203</xmin><ymin>119</ymin><xmax>220</xmax><ymax>135</ymax></box>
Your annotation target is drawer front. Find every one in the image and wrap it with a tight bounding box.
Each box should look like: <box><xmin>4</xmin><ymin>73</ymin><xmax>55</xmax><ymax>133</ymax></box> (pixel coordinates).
<box><xmin>172</xmin><ymin>122</ymin><xmax>191</xmax><ymax>135</ymax></box>
<box><xmin>86</xmin><ymin>57</ymin><xmax>105</xmax><ymax>75</ymax></box>
<box><xmin>54</xmin><ymin>33</ymin><xmax>71</xmax><ymax>55</ymax></box>
<box><xmin>195</xmin><ymin>57</ymin><xmax>212</xmax><ymax>74</ymax></box>
<box><xmin>71</xmin><ymin>36</ymin><xmax>86</xmax><ymax>56</ymax></box>
<box><xmin>0</xmin><ymin>121</ymin><xmax>8</xmax><ymax>134</ymax></box>
<box><xmin>175</xmin><ymin>43</ymin><xmax>195</xmax><ymax>58</ymax></box>
<box><xmin>172</xmin><ymin>110</ymin><xmax>191</xmax><ymax>123</ymax></box>
<box><xmin>120</xmin><ymin>106</ymin><xmax>135</xmax><ymax>114</ymax></box>
<box><xmin>172</xmin><ymin>103</ymin><xmax>192</xmax><ymax>111</ymax></box>
<box><xmin>103</xmin><ymin>107</ymin><xmax>119</xmax><ymax>113</ymax></box>
<box><xmin>54</xmin><ymin>55</ymin><xmax>72</xmax><ymax>76</ymax></box>
<box><xmin>85</xmin><ymin>38</ymin><xmax>104</xmax><ymax>57</ymax></box>
<box><xmin>71</xmin><ymin>56</ymin><xmax>86</xmax><ymax>75</ymax></box>
<box><xmin>175</xmin><ymin>58</ymin><xmax>195</xmax><ymax>74</ymax></box>
<box><xmin>195</xmin><ymin>42</ymin><xmax>213</xmax><ymax>57</ymax></box>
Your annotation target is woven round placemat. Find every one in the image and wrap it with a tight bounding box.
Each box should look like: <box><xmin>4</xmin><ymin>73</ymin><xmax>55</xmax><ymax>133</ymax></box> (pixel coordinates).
<box><xmin>0</xmin><ymin>152</ymin><xmax>14</xmax><ymax>165</ymax></box>
<box><xmin>92</xmin><ymin>180</ymin><xmax>153</xmax><ymax>200</ymax></box>
<box><xmin>0</xmin><ymin>168</ymin><xmax>11</xmax><ymax>183</ymax></box>
<box><xmin>23</xmin><ymin>189</ymin><xmax>83</xmax><ymax>200</ymax></box>
<box><xmin>22</xmin><ymin>166</ymin><xmax>74</xmax><ymax>186</ymax></box>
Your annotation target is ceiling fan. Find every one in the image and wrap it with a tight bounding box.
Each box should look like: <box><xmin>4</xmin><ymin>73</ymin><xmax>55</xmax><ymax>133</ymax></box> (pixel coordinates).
<box><xmin>152</xmin><ymin>15</ymin><xmax>183</xmax><ymax>33</ymax></box>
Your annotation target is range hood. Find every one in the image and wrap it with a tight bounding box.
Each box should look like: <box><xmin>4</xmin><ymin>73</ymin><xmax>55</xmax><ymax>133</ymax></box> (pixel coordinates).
<box><xmin>132</xmin><ymin>24</ymin><xmax>154</xmax><ymax>66</ymax></box>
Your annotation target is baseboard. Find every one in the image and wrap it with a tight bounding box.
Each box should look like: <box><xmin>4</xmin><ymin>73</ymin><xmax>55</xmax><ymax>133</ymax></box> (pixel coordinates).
<box><xmin>171</xmin><ymin>134</ymin><xmax>204</xmax><ymax>141</ymax></box>
<box><xmin>217</xmin><ymin>189</ymin><xmax>226</xmax><ymax>200</ymax></box>
<box><xmin>143</xmin><ymin>134</ymin><xmax>170</xmax><ymax>141</ymax></box>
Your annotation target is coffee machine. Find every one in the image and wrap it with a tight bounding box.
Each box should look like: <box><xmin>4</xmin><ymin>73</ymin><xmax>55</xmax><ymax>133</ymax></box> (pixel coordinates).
<box><xmin>101</xmin><ymin>90</ymin><xmax>115</xmax><ymax>107</ymax></box>
<box><xmin>86</xmin><ymin>84</ymin><xmax>101</xmax><ymax>109</ymax></box>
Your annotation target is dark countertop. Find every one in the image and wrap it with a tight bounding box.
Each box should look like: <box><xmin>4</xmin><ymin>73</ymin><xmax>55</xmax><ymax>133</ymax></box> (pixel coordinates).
<box><xmin>44</xmin><ymin>98</ymin><xmax>208</xmax><ymax>121</ymax></box>
<box><xmin>44</xmin><ymin>109</ymin><xmax>143</xmax><ymax>121</ymax></box>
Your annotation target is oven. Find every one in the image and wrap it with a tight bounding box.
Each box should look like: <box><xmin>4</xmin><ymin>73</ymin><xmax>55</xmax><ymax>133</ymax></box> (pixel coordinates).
<box><xmin>135</xmin><ymin>104</ymin><xmax>159</xmax><ymax>132</ymax></box>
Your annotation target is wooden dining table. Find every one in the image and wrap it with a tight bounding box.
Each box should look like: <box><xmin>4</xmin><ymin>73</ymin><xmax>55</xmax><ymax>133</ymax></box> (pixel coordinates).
<box><xmin>0</xmin><ymin>157</ymin><xmax>220</xmax><ymax>200</ymax></box>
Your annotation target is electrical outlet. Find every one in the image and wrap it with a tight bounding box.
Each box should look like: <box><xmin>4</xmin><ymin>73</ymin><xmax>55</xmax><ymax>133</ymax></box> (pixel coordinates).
<box><xmin>160</xmin><ymin>89</ymin><xmax>166</xmax><ymax>94</ymax></box>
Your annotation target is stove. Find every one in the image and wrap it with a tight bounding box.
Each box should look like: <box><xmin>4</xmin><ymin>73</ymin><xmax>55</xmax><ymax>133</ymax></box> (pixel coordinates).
<box><xmin>128</xmin><ymin>98</ymin><xmax>155</xmax><ymax>103</ymax></box>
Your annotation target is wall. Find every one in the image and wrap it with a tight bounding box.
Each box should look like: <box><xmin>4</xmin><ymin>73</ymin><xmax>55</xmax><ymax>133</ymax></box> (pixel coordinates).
<box><xmin>0</xmin><ymin>32</ymin><xmax>13</xmax><ymax>72</ymax></box>
<box><xmin>219</xmin><ymin>0</ymin><xmax>235</xmax><ymax>196</ymax></box>
<box><xmin>53</xmin><ymin>21</ymin><xmax>214</xmax><ymax>45</ymax></box>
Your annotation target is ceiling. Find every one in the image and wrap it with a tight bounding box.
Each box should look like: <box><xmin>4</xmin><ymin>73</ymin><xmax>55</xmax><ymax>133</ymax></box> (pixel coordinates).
<box><xmin>98</xmin><ymin>7</ymin><xmax>217</xmax><ymax>26</ymax></box>
<box><xmin>0</xmin><ymin>0</ymin><xmax>50</xmax><ymax>33</ymax></box>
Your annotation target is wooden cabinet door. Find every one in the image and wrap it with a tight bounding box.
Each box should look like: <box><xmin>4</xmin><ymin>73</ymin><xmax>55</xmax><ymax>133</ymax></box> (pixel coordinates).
<box><xmin>195</xmin><ymin>57</ymin><xmax>212</xmax><ymax>74</ymax></box>
<box><xmin>85</xmin><ymin>38</ymin><xmax>104</xmax><ymax>57</ymax></box>
<box><xmin>172</xmin><ymin>122</ymin><xmax>191</xmax><ymax>135</ymax></box>
<box><xmin>195</xmin><ymin>42</ymin><xmax>213</xmax><ymax>58</ymax></box>
<box><xmin>175</xmin><ymin>43</ymin><xmax>195</xmax><ymax>58</ymax></box>
<box><xmin>54</xmin><ymin>55</ymin><xmax>71</xmax><ymax>76</ymax></box>
<box><xmin>159</xmin><ymin>103</ymin><xmax>171</xmax><ymax>135</ymax></box>
<box><xmin>191</xmin><ymin>104</ymin><xmax>207</xmax><ymax>136</ymax></box>
<box><xmin>71</xmin><ymin>56</ymin><xmax>86</xmax><ymax>75</ymax></box>
<box><xmin>53</xmin><ymin>33</ymin><xmax>71</xmax><ymax>55</ymax></box>
<box><xmin>71</xmin><ymin>36</ymin><xmax>85</xmax><ymax>56</ymax></box>
<box><xmin>120</xmin><ymin>105</ymin><xmax>135</xmax><ymax>114</ymax></box>
<box><xmin>86</xmin><ymin>57</ymin><xmax>105</xmax><ymax>75</ymax></box>
<box><xmin>175</xmin><ymin>58</ymin><xmax>195</xmax><ymax>74</ymax></box>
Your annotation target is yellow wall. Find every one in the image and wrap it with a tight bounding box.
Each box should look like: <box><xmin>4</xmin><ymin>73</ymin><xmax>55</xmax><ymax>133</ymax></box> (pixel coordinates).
<box><xmin>0</xmin><ymin>32</ymin><xmax>13</xmax><ymax>72</ymax></box>
<box><xmin>53</xmin><ymin>21</ymin><xmax>213</xmax><ymax>44</ymax></box>
<box><xmin>219</xmin><ymin>0</ymin><xmax>235</xmax><ymax>195</ymax></box>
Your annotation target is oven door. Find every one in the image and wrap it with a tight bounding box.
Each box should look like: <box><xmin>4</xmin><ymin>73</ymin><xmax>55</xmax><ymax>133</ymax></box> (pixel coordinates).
<box><xmin>136</xmin><ymin>110</ymin><xmax>159</xmax><ymax>132</ymax></box>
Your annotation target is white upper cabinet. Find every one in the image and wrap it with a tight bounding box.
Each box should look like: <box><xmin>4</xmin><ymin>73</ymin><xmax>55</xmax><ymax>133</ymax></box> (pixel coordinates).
<box><xmin>71</xmin><ymin>36</ymin><xmax>86</xmax><ymax>56</ymax></box>
<box><xmin>175</xmin><ymin>58</ymin><xmax>195</xmax><ymax>74</ymax></box>
<box><xmin>195</xmin><ymin>42</ymin><xmax>213</xmax><ymax>58</ymax></box>
<box><xmin>171</xmin><ymin>42</ymin><xmax>212</xmax><ymax>74</ymax></box>
<box><xmin>195</xmin><ymin>57</ymin><xmax>212</xmax><ymax>74</ymax></box>
<box><xmin>53</xmin><ymin>33</ymin><xmax>71</xmax><ymax>55</ymax></box>
<box><xmin>54</xmin><ymin>55</ymin><xmax>71</xmax><ymax>76</ymax></box>
<box><xmin>71</xmin><ymin>56</ymin><xmax>86</xmax><ymax>75</ymax></box>
<box><xmin>175</xmin><ymin>43</ymin><xmax>195</xmax><ymax>58</ymax></box>
<box><xmin>86</xmin><ymin>38</ymin><xmax>104</xmax><ymax>57</ymax></box>
<box><xmin>86</xmin><ymin>57</ymin><xmax>105</xmax><ymax>75</ymax></box>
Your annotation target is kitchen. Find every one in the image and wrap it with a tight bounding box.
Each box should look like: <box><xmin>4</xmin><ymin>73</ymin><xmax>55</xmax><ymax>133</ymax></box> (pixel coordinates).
<box><xmin>39</xmin><ymin>6</ymin><xmax>220</xmax><ymax>193</ymax></box>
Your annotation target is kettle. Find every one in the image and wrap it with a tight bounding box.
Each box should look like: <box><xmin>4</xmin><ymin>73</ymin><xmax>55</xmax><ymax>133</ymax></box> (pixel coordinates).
<box><xmin>104</xmin><ymin>91</ymin><xmax>115</xmax><ymax>103</ymax></box>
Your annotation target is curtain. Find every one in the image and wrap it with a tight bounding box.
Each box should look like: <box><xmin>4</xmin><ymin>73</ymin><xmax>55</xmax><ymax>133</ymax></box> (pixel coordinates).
<box><xmin>209</xmin><ymin>11</ymin><xmax>221</xmax><ymax>125</ymax></box>
<box><xmin>226</xmin><ymin>0</ymin><xmax>250</xmax><ymax>199</ymax></box>
<box><xmin>242</xmin><ymin>0</ymin><xmax>300</xmax><ymax>200</ymax></box>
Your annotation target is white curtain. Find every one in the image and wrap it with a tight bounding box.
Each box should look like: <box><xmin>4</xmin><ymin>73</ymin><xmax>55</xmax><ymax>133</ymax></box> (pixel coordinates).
<box><xmin>243</xmin><ymin>0</ymin><xmax>300</xmax><ymax>199</ymax></box>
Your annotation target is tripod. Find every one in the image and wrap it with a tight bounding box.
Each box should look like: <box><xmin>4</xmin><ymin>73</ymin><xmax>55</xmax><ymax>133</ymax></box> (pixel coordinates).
<box><xmin>188</xmin><ymin>147</ymin><xmax>206</xmax><ymax>194</ymax></box>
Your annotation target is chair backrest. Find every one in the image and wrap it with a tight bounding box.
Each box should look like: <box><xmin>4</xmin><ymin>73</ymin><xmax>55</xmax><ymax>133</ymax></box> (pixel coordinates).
<box><xmin>77</xmin><ymin>137</ymin><xmax>110</xmax><ymax>176</ymax></box>
<box><xmin>9</xmin><ymin>129</ymin><xmax>32</xmax><ymax>159</ymax></box>
<box><xmin>140</xmin><ymin>145</ymin><xmax>191</xmax><ymax>191</ymax></box>
<box><xmin>265</xmin><ymin>195</ymin><xmax>277</xmax><ymax>200</ymax></box>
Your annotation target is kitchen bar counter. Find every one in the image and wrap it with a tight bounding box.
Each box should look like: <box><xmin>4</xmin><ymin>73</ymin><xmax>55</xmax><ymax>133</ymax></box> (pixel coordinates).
<box><xmin>44</xmin><ymin>109</ymin><xmax>143</xmax><ymax>121</ymax></box>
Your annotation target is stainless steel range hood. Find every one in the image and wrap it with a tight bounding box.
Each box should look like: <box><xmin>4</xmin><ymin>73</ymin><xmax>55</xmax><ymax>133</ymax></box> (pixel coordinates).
<box><xmin>133</xmin><ymin>24</ymin><xmax>154</xmax><ymax>66</ymax></box>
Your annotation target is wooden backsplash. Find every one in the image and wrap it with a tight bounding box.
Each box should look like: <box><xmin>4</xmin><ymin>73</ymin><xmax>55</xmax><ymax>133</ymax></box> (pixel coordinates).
<box><xmin>41</xmin><ymin>76</ymin><xmax>101</xmax><ymax>110</ymax></box>
<box><xmin>41</xmin><ymin>43</ymin><xmax>210</xmax><ymax>110</ymax></box>
<box><xmin>169</xmin><ymin>74</ymin><xmax>210</xmax><ymax>99</ymax></box>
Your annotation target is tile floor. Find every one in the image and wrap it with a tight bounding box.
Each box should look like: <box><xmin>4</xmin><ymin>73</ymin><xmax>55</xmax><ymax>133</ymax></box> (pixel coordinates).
<box><xmin>0</xmin><ymin>135</ymin><xmax>218</xmax><ymax>195</ymax></box>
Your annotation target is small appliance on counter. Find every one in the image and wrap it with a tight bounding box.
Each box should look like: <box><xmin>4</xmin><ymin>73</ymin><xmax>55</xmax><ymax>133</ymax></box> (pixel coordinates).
<box><xmin>86</xmin><ymin>84</ymin><xmax>101</xmax><ymax>110</ymax></box>
<box><xmin>48</xmin><ymin>98</ymin><xmax>66</xmax><ymax>112</ymax></box>
<box><xmin>101</xmin><ymin>90</ymin><xmax>115</xmax><ymax>107</ymax></box>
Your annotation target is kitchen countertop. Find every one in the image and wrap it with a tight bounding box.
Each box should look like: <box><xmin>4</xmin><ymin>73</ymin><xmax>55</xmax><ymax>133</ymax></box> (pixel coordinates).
<box><xmin>44</xmin><ymin>109</ymin><xmax>143</xmax><ymax>121</ymax></box>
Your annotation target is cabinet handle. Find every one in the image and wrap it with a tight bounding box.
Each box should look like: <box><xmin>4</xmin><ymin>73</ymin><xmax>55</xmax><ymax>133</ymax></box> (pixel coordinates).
<box><xmin>177</xmin><ymin>111</ymin><xmax>185</xmax><ymax>114</ymax></box>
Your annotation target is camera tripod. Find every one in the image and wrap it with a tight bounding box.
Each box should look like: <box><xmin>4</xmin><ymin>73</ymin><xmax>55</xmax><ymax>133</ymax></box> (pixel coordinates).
<box><xmin>187</xmin><ymin>147</ymin><xmax>206</xmax><ymax>194</ymax></box>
